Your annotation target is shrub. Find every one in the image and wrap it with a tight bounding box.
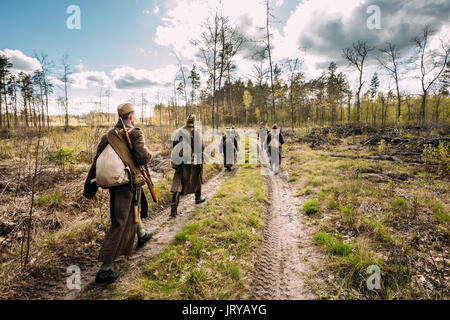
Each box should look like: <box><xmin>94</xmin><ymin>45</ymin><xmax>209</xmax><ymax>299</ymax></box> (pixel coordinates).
<box><xmin>53</xmin><ymin>146</ymin><xmax>80</xmax><ymax>171</ymax></box>
<box><xmin>327</xmin><ymin>130</ymin><xmax>339</xmax><ymax>145</ymax></box>
<box><xmin>378</xmin><ymin>139</ymin><xmax>387</xmax><ymax>154</ymax></box>
<box><xmin>422</xmin><ymin>141</ymin><xmax>449</xmax><ymax>176</ymax></box>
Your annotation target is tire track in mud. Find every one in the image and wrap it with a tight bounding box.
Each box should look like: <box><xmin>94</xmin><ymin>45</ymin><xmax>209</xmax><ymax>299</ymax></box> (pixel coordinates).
<box><xmin>35</xmin><ymin>168</ymin><xmax>237</xmax><ymax>300</ymax></box>
<box><xmin>251</xmin><ymin>171</ymin><xmax>318</xmax><ymax>300</ymax></box>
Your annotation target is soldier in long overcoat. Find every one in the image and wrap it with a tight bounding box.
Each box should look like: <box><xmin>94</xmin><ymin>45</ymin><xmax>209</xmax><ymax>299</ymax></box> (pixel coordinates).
<box><xmin>220</xmin><ymin>127</ymin><xmax>239</xmax><ymax>171</ymax></box>
<box><xmin>266</xmin><ymin>124</ymin><xmax>285</xmax><ymax>174</ymax></box>
<box><xmin>83</xmin><ymin>103</ymin><xmax>153</xmax><ymax>284</ymax></box>
<box><xmin>170</xmin><ymin>114</ymin><xmax>206</xmax><ymax>217</ymax></box>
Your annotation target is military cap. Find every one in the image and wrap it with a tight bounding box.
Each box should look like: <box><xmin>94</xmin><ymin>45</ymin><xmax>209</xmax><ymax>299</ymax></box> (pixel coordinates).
<box><xmin>186</xmin><ymin>114</ymin><xmax>195</xmax><ymax>127</ymax></box>
<box><xmin>117</xmin><ymin>103</ymin><xmax>135</xmax><ymax>117</ymax></box>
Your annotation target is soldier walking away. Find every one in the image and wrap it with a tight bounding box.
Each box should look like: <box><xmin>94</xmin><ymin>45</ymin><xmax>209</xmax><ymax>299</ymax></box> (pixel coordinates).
<box><xmin>170</xmin><ymin>114</ymin><xmax>206</xmax><ymax>217</ymax></box>
<box><xmin>83</xmin><ymin>103</ymin><xmax>153</xmax><ymax>284</ymax></box>
<box><xmin>267</xmin><ymin>124</ymin><xmax>284</xmax><ymax>174</ymax></box>
<box><xmin>258</xmin><ymin>122</ymin><xmax>267</xmax><ymax>154</ymax></box>
<box><xmin>220</xmin><ymin>127</ymin><xmax>239</xmax><ymax>171</ymax></box>
<box><xmin>258</xmin><ymin>122</ymin><xmax>268</xmax><ymax>164</ymax></box>
<box><xmin>231</xmin><ymin>125</ymin><xmax>240</xmax><ymax>144</ymax></box>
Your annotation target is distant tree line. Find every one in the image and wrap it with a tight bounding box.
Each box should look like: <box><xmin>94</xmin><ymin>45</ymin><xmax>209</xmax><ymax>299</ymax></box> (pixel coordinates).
<box><xmin>1</xmin><ymin>18</ymin><xmax>449</xmax><ymax>131</ymax></box>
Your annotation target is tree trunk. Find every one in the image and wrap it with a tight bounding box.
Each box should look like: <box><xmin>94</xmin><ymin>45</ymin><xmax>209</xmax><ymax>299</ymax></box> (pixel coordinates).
<box><xmin>420</xmin><ymin>92</ymin><xmax>427</xmax><ymax>127</ymax></box>
<box><xmin>45</xmin><ymin>89</ymin><xmax>49</xmax><ymax>129</ymax></box>
<box><xmin>347</xmin><ymin>95</ymin><xmax>351</xmax><ymax>123</ymax></box>
<box><xmin>0</xmin><ymin>85</ymin><xmax>3</xmax><ymax>128</ymax></box>
<box><xmin>396</xmin><ymin>82</ymin><xmax>401</xmax><ymax>122</ymax></box>
<box><xmin>434</xmin><ymin>95</ymin><xmax>441</xmax><ymax>123</ymax></box>
<box><xmin>356</xmin><ymin>91</ymin><xmax>361</xmax><ymax>124</ymax></box>
<box><xmin>266</xmin><ymin>0</ymin><xmax>276</xmax><ymax>122</ymax></box>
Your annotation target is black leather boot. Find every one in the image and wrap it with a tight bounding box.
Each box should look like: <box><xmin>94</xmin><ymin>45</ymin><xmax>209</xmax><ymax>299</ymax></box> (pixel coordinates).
<box><xmin>137</xmin><ymin>232</ymin><xmax>153</xmax><ymax>248</ymax></box>
<box><xmin>95</xmin><ymin>269</ymin><xmax>120</xmax><ymax>284</ymax></box>
<box><xmin>195</xmin><ymin>190</ymin><xmax>206</xmax><ymax>204</ymax></box>
<box><xmin>170</xmin><ymin>192</ymin><xmax>180</xmax><ymax>217</ymax></box>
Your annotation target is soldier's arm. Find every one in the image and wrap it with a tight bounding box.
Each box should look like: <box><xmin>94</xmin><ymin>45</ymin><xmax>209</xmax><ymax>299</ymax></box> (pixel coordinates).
<box><xmin>219</xmin><ymin>135</ymin><xmax>224</xmax><ymax>153</ymax></box>
<box><xmin>83</xmin><ymin>134</ymin><xmax>108</xmax><ymax>198</ymax></box>
<box><xmin>130</xmin><ymin>128</ymin><xmax>152</xmax><ymax>165</ymax></box>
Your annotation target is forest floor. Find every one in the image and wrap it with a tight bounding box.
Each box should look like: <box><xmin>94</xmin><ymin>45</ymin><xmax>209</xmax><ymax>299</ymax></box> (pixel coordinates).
<box><xmin>282</xmin><ymin>126</ymin><xmax>449</xmax><ymax>299</ymax></box>
<box><xmin>0</xmin><ymin>125</ymin><xmax>448</xmax><ymax>300</ymax></box>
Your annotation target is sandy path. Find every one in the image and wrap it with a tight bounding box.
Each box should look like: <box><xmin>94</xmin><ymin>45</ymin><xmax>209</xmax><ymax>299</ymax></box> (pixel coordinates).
<box><xmin>251</xmin><ymin>170</ymin><xmax>318</xmax><ymax>300</ymax></box>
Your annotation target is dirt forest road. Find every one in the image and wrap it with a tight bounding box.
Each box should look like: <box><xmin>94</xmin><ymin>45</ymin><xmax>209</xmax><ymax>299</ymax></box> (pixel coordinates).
<box><xmin>251</xmin><ymin>170</ymin><xmax>319</xmax><ymax>300</ymax></box>
<box><xmin>36</xmin><ymin>168</ymin><xmax>237</xmax><ymax>300</ymax></box>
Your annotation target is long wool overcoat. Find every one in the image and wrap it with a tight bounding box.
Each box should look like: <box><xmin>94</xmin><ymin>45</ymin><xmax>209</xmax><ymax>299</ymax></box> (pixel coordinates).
<box><xmin>170</xmin><ymin>125</ymin><xmax>204</xmax><ymax>195</ymax></box>
<box><xmin>83</xmin><ymin>121</ymin><xmax>151</xmax><ymax>263</ymax></box>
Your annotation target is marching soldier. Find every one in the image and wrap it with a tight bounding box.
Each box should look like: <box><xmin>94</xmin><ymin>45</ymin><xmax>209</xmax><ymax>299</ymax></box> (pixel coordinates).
<box><xmin>170</xmin><ymin>114</ymin><xmax>206</xmax><ymax>217</ymax></box>
<box><xmin>83</xmin><ymin>103</ymin><xmax>153</xmax><ymax>284</ymax></box>
<box><xmin>257</xmin><ymin>122</ymin><xmax>268</xmax><ymax>164</ymax></box>
<box><xmin>267</xmin><ymin>124</ymin><xmax>284</xmax><ymax>174</ymax></box>
<box><xmin>231</xmin><ymin>125</ymin><xmax>240</xmax><ymax>143</ymax></box>
<box><xmin>220</xmin><ymin>127</ymin><xmax>239</xmax><ymax>171</ymax></box>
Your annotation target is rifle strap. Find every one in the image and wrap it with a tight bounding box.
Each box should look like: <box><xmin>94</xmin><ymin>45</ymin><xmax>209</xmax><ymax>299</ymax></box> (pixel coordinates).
<box><xmin>106</xmin><ymin>128</ymin><xmax>145</xmax><ymax>187</ymax></box>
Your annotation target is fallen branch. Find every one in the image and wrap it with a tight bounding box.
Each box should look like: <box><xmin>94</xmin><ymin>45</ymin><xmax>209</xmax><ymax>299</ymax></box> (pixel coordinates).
<box><xmin>329</xmin><ymin>154</ymin><xmax>395</xmax><ymax>161</ymax></box>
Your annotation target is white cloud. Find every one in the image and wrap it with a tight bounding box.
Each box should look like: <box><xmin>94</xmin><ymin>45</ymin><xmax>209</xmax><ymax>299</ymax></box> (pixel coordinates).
<box><xmin>0</xmin><ymin>49</ymin><xmax>41</xmax><ymax>74</ymax></box>
<box><xmin>155</xmin><ymin>0</ymin><xmax>267</xmax><ymax>61</ymax></box>
<box><xmin>47</xmin><ymin>75</ymin><xmax>65</xmax><ymax>87</ymax></box>
<box><xmin>154</xmin><ymin>1</ymin><xmax>160</xmax><ymax>15</ymax></box>
<box><xmin>111</xmin><ymin>64</ymin><xmax>179</xmax><ymax>90</ymax></box>
<box><xmin>70</xmin><ymin>71</ymin><xmax>111</xmax><ymax>89</ymax></box>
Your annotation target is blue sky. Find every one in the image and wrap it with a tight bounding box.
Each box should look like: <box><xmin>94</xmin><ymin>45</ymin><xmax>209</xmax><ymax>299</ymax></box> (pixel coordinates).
<box><xmin>0</xmin><ymin>0</ymin><xmax>296</xmax><ymax>71</ymax></box>
<box><xmin>1</xmin><ymin>0</ymin><xmax>448</xmax><ymax>115</ymax></box>
<box><xmin>0</xmin><ymin>0</ymin><xmax>173</xmax><ymax>70</ymax></box>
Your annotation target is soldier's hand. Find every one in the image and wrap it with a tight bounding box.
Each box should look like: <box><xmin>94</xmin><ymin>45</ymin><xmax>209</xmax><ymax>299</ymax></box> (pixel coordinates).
<box><xmin>84</xmin><ymin>195</ymin><xmax>95</xmax><ymax>200</ymax></box>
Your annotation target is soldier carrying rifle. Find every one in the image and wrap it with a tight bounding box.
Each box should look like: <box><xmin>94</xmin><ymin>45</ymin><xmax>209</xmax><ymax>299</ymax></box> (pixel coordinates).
<box><xmin>83</xmin><ymin>103</ymin><xmax>155</xmax><ymax>284</ymax></box>
<box><xmin>170</xmin><ymin>114</ymin><xmax>206</xmax><ymax>217</ymax></box>
<box><xmin>220</xmin><ymin>126</ymin><xmax>239</xmax><ymax>171</ymax></box>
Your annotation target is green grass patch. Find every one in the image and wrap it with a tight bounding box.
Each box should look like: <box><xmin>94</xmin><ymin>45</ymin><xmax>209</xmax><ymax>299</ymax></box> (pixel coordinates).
<box><xmin>326</xmin><ymin>198</ymin><xmax>337</xmax><ymax>210</ymax></box>
<box><xmin>36</xmin><ymin>186</ymin><xmax>64</xmax><ymax>207</ymax></box>
<box><xmin>426</xmin><ymin>199</ymin><xmax>449</xmax><ymax>223</ymax></box>
<box><xmin>391</xmin><ymin>197</ymin><xmax>406</xmax><ymax>213</ymax></box>
<box><xmin>313</xmin><ymin>231</ymin><xmax>349</xmax><ymax>256</ymax></box>
<box><xmin>303</xmin><ymin>200</ymin><xmax>319</xmax><ymax>215</ymax></box>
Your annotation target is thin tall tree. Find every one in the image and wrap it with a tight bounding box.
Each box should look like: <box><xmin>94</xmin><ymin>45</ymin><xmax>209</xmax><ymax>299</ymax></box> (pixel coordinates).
<box><xmin>378</xmin><ymin>43</ymin><xmax>402</xmax><ymax>122</ymax></box>
<box><xmin>342</xmin><ymin>40</ymin><xmax>374</xmax><ymax>124</ymax></box>
<box><xmin>412</xmin><ymin>25</ymin><xmax>450</xmax><ymax>127</ymax></box>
